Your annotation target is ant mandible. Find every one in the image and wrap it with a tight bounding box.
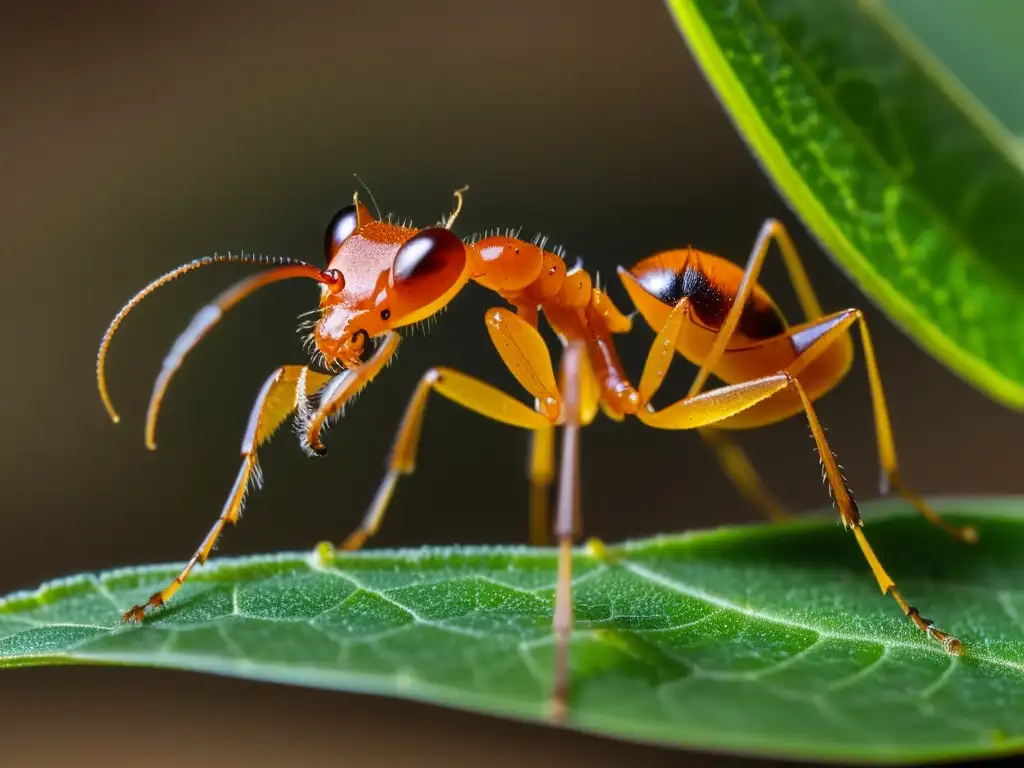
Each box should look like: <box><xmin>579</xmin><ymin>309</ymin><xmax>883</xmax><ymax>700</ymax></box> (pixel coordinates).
<box><xmin>97</xmin><ymin>187</ymin><xmax>972</xmax><ymax>720</ymax></box>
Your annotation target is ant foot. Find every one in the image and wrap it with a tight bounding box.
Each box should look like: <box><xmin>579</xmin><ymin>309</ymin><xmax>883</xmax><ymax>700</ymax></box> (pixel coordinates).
<box><xmin>121</xmin><ymin>591</ymin><xmax>164</xmax><ymax>623</ymax></box>
<box><xmin>121</xmin><ymin>604</ymin><xmax>148</xmax><ymax>624</ymax></box>
<box><xmin>926</xmin><ymin>624</ymin><xmax>963</xmax><ymax>656</ymax></box>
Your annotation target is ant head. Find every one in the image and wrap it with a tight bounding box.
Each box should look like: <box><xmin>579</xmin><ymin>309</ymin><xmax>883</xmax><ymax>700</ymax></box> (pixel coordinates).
<box><xmin>314</xmin><ymin>193</ymin><xmax>469</xmax><ymax>368</ymax></box>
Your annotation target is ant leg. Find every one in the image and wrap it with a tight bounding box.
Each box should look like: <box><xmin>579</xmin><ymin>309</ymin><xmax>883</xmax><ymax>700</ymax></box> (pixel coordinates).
<box><xmin>551</xmin><ymin>342</ymin><xmax>585</xmax><ymax>722</ymax></box>
<box><xmin>503</xmin><ymin>306</ymin><xmax>588</xmax><ymax>545</ymax></box>
<box><xmin>528</xmin><ymin>427</ymin><xmax>555</xmax><ymax>546</ymax></box>
<box><xmin>785</xmin><ymin>310</ymin><xmax>976</xmax><ymax>543</ymax></box>
<box><xmin>614</xmin><ymin>218</ymin><xmax>823</xmax><ymax>409</ymax></box>
<box><xmin>339</xmin><ymin>367</ymin><xmax>556</xmax><ymax>551</ymax></box>
<box><xmin>568</xmin><ymin>354</ymin><xmax>601</xmax><ymax>538</ymax></box>
<box><xmin>628</xmin><ymin>219</ymin><xmax>962</xmax><ymax>534</ymax></box>
<box><xmin>852</xmin><ymin>312</ymin><xmax>976</xmax><ymax>542</ymax></box>
<box><xmin>122</xmin><ymin>365</ymin><xmax>331</xmax><ymax>622</ymax></box>
<box><xmin>677</xmin><ymin>221</ymin><xmax>823</xmax><ymax>520</ymax></box>
<box><xmin>526</xmin><ymin>337</ymin><xmax>601</xmax><ymax>545</ymax></box>
<box><xmin>305</xmin><ymin>332</ymin><xmax>401</xmax><ymax>454</ymax></box>
<box><xmin>785</xmin><ymin>376</ymin><xmax>963</xmax><ymax>655</ymax></box>
<box><xmin>484</xmin><ymin>307</ymin><xmax>562</xmax><ymax>420</ymax></box>
<box><xmin>680</xmin><ymin>220</ymin><xmax>822</xmax><ymax>521</ymax></box>
<box><xmin>589</xmin><ymin>287</ymin><xmax>634</xmax><ymax>334</ymax></box>
<box><xmin>627</xmin><ymin>292</ymin><xmax>794</xmax><ymax>520</ymax></box>
<box><xmin>687</xmin><ymin>218</ymin><xmax>826</xmax><ymax>398</ymax></box>
<box><xmin>624</xmin><ymin>218</ymin><xmax>827</xmax><ymax>408</ymax></box>
<box><xmin>639</xmin><ymin>373</ymin><xmax>962</xmax><ymax>654</ymax></box>
<box><xmin>698</xmin><ymin>428</ymin><xmax>790</xmax><ymax>522</ymax></box>
<box><xmin>340</xmin><ymin>308</ymin><xmax>562</xmax><ymax>551</ymax></box>
<box><xmin>632</xmin><ymin>296</ymin><xmax>789</xmax><ymax>519</ymax></box>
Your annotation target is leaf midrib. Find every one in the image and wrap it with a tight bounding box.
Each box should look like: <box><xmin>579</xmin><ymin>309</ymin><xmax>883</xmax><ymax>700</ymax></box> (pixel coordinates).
<box><xmin>621</xmin><ymin>560</ymin><xmax>1023</xmax><ymax>674</ymax></box>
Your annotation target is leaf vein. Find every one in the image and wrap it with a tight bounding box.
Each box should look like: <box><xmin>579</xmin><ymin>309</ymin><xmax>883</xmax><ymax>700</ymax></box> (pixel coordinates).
<box><xmin>620</xmin><ymin>559</ymin><xmax>1024</xmax><ymax>675</ymax></box>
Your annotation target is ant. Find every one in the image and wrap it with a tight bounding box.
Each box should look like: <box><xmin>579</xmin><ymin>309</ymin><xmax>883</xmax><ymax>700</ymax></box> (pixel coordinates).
<box><xmin>97</xmin><ymin>187</ymin><xmax>972</xmax><ymax>719</ymax></box>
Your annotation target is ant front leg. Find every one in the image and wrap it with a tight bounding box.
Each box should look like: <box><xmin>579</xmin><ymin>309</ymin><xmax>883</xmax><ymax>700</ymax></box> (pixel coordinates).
<box><xmin>122</xmin><ymin>365</ymin><xmax>332</xmax><ymax>622</ymax></box>
<box><xmin>304</xmin><ymin>332</ymin><xmax>401</xmax><ymax>455</ymax></box>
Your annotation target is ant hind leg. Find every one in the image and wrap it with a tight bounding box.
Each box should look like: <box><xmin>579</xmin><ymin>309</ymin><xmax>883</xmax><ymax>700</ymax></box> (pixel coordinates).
<box><xmin>638</xmin><ymin>367</ymin><xmax>962</xmax><ymax>655</ymax></box>
<box><xmin>851</xmin><ymin>313</ymin><xmax>978</xmax><ymax>544</ymax></box>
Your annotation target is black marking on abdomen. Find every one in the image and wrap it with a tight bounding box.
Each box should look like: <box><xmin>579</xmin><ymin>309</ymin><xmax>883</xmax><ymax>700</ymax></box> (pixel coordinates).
<box><xmin>635</xmin><ymin>266</ymin><xmax>786</xmax><ymax>340</ymax></box>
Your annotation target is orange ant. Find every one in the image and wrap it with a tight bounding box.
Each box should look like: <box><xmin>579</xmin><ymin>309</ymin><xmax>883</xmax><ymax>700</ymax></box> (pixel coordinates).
<box><xmin>97</xmin><ymin>187</ymin><xmax>971</xmax><ymax>719</ymax></box>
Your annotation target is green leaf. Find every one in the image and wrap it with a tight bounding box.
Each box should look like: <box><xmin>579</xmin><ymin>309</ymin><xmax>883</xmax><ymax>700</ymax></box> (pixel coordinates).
<box><xmin>3</xmin><ymin>498</ymin><xmax>1024</xmax><ymax>762</ymax></box>
<box><xmin>665</xmin><ymin>0</ymin><xmax>1024</xmax><ymax>410</ymax></box>
<box><xmin>883</xmin><ymin>0</ymin><xmax>1024</xmax><ymax>135</ymax></box>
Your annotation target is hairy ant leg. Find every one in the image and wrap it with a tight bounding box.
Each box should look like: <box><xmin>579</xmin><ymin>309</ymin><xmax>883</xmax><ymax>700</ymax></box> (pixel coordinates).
<box><xmin>121</xmin><ymin>365</ymin><xmax>331</xmax><ymax>622</ymax></box>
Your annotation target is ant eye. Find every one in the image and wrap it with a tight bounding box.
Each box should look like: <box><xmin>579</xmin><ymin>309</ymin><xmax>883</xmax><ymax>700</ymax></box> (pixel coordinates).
<box><xmin>387</xmin><ymin>228</ymin><xmax>467</xmax><ymax>319</ymax></box>
<box><xmin>324</xmin><ymin>204</ymin><xmax>359</xmax><ymax>261</ymax></box>
<box><xmin>391</xmin><ymin>227</ymin><xmax>465</xmax><ymax>288</ymax></box>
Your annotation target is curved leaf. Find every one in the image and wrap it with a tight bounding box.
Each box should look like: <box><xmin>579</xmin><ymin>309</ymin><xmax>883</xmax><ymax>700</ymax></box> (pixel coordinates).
<box><xmin>666</xmin><ymin>0</ymin><xmax>1024</xmax><ymax>409</ymax></box>
<box><xmin>2</xmin><ymin>498</ymin><xmax>1024</xmax><ymax>762</ymax></box>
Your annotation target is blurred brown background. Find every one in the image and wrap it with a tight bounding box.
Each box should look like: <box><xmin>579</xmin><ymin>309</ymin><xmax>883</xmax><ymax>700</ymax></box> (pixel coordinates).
<box><xmin>1</xmin><ymin>2</ymin><xmax>1020</xmax><ymax>765</ymax></box>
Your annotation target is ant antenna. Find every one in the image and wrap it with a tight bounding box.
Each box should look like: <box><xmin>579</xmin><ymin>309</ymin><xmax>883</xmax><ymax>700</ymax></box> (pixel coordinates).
<box><xmin>444</xmin><ymin>185</ymin><xmax>470</xmax><ymax>230</ymax></box>
<box><xmin>352</xmin><ymin>173</ymin><xmax>382</xmax><ymax>220</ymax></box>
<box><xmin>97</xmin><ymin>253</ymin><xmax>334</xmax><ymax>425</ymax></box>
